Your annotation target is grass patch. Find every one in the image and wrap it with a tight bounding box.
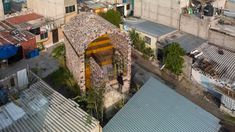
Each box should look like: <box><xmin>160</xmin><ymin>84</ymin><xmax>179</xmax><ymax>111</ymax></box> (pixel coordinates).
<box><xmin>45</xmin><ymin>67</ymin><xmax>79</xmax><ymax>94</ymax></box>
<box><xmin>44</xmin><ymin>44</ymin><xmax>80</xmax><ymax>98</ymax></box>
<box><xmin>224</xmin><ymin>114</ymin><xmax>235</xmax><ymax>124</ymax></box>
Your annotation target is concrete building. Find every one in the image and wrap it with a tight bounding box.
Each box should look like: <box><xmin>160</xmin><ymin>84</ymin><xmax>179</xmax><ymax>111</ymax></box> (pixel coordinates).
<box><xmin>133</xmin><ymin>0</ymin><xmax>228</xmax><ymax>40</ymax></box>
<box><xmin>6</xmin><ymin>12</ymin><xmax>64</xmax><ymax>48</ymax></box>
<box><xmin>79</xmin><ymin>0</ymin><xmax>132</xmax><ymax>17</ymax></box>
<box><xmin>0</xmin><ymin>20</ymin><xmax>37</xmax><ymax>61</ymax></box>
<box><xmin>79</xmin><ymin>0</ymin><xmax>108</xmax><ymax>14</ymax></box>
<box><xmin>64</xmin><ymin>13</ymin><xmax>131</xmax><ymax>114</ymax></box>
<box><xmin>208</xmin><ymin>16</ymin><xmax>235</xmax><ymax>51</ymax></box>
<box><xmin>225</xmin><ymin>0</ymin><xmax>235</xmax><ymax>11</ymax></box>
<box><xmin>122</xmin><ymin>18</ymin><xmax>177</xmax><ymax>53</ymax></box>
<box><xmin>27</xmin><ymin>0</ymin><xmax>77</xmax><ymax>26</ymax></box>
<box><xmin>103</xmin><ymin>77</ymin><xmax>221</xmax><ymax>132</ymax></box>
<box><xmin>0</xmin><ymin>0</ymin><xmax>5</xmax><ymax>20</ymax></box>
<box><xmin>115</xmin><ymin>1</ymin><xmax>132</xmax><ymax>17</ymax></box>
<box><xmin>0</xmin><ymin>68</ymin><xmax>101</xmax><ymax>132</ymax></box>
<box><xmin>134</xmin><ymin>0</ymin><xmax>189</xmax><ymax>29</ymax></box>
<box><xmin>191</xmin><ymin>43</ymin><xmax>235</xmax><ymax>116</ymax></box>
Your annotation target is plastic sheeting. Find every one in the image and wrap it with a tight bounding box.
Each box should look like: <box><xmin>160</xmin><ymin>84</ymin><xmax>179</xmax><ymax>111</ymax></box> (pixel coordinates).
<box><xmin>17</xmin><ymin>69</ymin><xmax>28</xmax><ymax>87</ymax></box>
<box><xmin>0</xmin><ymin>44</ymin><xmax>18</xmax><ymax>59</ymax></box>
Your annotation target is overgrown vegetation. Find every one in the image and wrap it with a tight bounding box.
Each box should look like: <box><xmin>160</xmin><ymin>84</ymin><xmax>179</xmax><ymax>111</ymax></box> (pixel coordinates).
<box><xmin>46</xmin><ymin>44</ymin><xmax>105</xmax><ymax>124</ymax></box>
<box><xmin>129</xmin><ymin>30</ymin><xmax>154</xmax><ymax>59</ymax></box>
<box><xmin>99</xmin><ymin>9</ymin><xmax>122</xmax><ymax>27</ymax></box>
<box><xmin>51</xmin><ymin>44</ymin><xmax>66</xmax><ymax>66</ymax></box>
<box><xmin>44</xmin><ymin>44</ymin><xmax>80</xmax><ymax>97</ymax></box>
<box><xmin>74</xmin><ymin>86</ymin><xmax>105</xmax><ymax>124</ymax></box>
<box><xmin>163</xmin><ymin>42</ymin><xmax>185</xmax><ymax>75</ymax></box>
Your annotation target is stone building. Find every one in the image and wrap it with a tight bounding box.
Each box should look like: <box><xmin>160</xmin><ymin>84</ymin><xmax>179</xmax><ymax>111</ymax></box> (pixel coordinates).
<box><xmin>64</xmin><ymin>13</ymin><xmax>131</xmax><ymax>113</ymax></box>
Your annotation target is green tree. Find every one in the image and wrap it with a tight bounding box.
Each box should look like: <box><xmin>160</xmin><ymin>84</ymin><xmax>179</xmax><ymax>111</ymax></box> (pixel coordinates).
<box><xmin>129</xmin><ymin>30</ymin><xmax>139</xmax><ymax>47</ymax></box>
<box><xmin>86</xmin><ymin>86</ymin><xmax>104</xmax><ymax>123</ymax></box>
<box><xmin>163</xmin><ymin>42</ymin><xmax>185</xmax><ymax>75</ymax></box>
<box><xmin>99</xmin><ymin>9</ymin><xmax>122</xmax><ymax>27</ymax></box>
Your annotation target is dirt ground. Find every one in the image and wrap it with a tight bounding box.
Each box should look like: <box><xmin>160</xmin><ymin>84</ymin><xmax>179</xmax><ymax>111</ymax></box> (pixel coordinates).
<box><xmin>131</xmin><ymin>49</ymin><xmax>235</xmax><ymax>131</ymax></box>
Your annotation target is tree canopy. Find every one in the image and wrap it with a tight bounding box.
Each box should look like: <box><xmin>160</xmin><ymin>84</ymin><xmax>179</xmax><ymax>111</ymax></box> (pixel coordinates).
<box><xmin>129</xmin><ymin>30</ymin><xmax>154</xmax><ymax>59</ymax></box>
<box><xmin>99</xmin><ymin>9</ymin><xmax>122</xmax><ymax>27</ymax></box>
<box><xmin>163</xmin><ymin>42</ymin><xmax>185</xmax><ymax>75</ymax></box>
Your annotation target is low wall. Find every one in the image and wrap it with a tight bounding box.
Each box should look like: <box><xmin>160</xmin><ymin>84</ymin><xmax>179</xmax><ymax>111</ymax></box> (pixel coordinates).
<box><xmin>180</xmin><ymin>15</ymin><xmax>210</xmax><ymax>39</ymax></box>
<box><xmin>208</xmin><ymin>30</ymin><xmax>235</xmax><ymax>52</ymax></box>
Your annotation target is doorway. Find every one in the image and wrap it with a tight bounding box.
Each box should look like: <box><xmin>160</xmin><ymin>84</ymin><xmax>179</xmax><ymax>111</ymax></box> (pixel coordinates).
<box><xmin>52</xmin><ymin>29</ymin><xmax>59</xmax><ymax>44</ymax></box>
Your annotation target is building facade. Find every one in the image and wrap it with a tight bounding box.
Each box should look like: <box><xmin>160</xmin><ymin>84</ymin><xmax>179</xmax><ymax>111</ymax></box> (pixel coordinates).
<box><xmin>27</xmin><ymin>0</ymin><xmax>77</xmax><ymax>26</ymax></box>
<box><xmin>6</xmin><ymin>12</ymin><xmax>64</xmax><ymax>49</ymax></box>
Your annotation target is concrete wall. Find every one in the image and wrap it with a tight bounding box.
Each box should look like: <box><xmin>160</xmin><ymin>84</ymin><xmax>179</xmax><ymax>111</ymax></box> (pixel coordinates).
<box><xmin>134</xmin><ymin>0</ymin><xmax>189</xmax><ymax>29</ymax></box>
<box><xmin>0</xmin><ymin>0</ymin><xmax>4</xmax><ymax>20</ymax></box>
<box><xmin>212</xmin><ymin>0</ymin><xmax>226</xmax><ymax>9</ymax></box>
<box><xmin>182</xmin><ymin>56</ymin><xmax>192</xmax><ymax>79</ymax></box>
<box><xmin>180</xmin><ymin>15</ymin><xmax>210</xmax><ymax>39</ymax></box>
<box><xmin>225</xmin><ymin>0</ymin><xmax>235</xmax><ymax>10</ymax></box>
<box><xmin>137</xmin><ymin>31</ymin><xmax>158</xmax><ymax>51</ymax></box>
<box><xmin>208</xmin><ymin>30</ymin><xmax>235</xmax><ymax>51</ymax></box>
<box><xmin>27</xmin><ymin>0</ymin><xmax>77</xmax><ymax>25</ymax></box>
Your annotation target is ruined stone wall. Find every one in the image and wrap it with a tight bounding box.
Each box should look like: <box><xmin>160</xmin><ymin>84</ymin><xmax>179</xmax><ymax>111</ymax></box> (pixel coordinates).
<box><xmin>183</xmin><ymin>56</ymin><xmax>193</xmax><ymax>79</ymax></box>
<box><xmin>64</xmin><ymin>13</ymin><xmax>131</xmax><ymax>93</ymax></box>
<box><xmin>65</xmin><ymin>37</ymin><xmax>86</xmax><ymax>92</ymax></box>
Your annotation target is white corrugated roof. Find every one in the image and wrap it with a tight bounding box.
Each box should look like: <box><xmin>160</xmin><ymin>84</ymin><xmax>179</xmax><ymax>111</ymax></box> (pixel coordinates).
<box><xmin>0</xmin><ymin>80</ymin><xmax>99</xmax><ymax>132</ymax></box>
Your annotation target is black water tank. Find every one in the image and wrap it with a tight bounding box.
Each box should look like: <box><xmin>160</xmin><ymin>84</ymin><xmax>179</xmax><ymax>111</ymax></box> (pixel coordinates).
<box><xmin>204</xmin><ymin>4</ymin><xmax>214</xmax><ymax>16</ymax></box>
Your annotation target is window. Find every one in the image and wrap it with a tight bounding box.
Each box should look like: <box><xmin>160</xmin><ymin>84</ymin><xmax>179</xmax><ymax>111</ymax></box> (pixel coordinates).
<box><xmin>126</xmin><ymin>4</ymin><xmax>130</xmax><ymax>10</ymax></box>
<box><xmin>66</xmin><ymin>5</ymin><xmax>75</xmax><ymax>13</ymax></box>
<box><xmin>29</xmin><ymin>27</ymin><xmax>40</xmax><ymax>35</ymax></box>
<box><xmin>144</xmin><ymin>36</ymin><xmax>151</xmax><ymax>45</ymax></box>
<box><xmin>10</xmin><ymin>78</ymin><xmax>15</xmax><ymax>87</ymax></box>
<box><xmin>40</xmin><ymin>32</ymin><xmax>48</xmax><ymax>40</ymax></box>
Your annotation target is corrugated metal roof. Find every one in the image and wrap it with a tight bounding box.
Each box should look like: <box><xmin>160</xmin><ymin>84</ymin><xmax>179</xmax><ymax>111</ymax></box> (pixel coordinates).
<box><xmin>196</xmin><ymin>43</ymin><xmax>235</xmax><ymax>85</ymax></box>
<box><xmin>6</xmin><ymin>13</ymin><xmax>43</xmax><ymax>25</ymax></box>
<box><xmin>159</xmin><ymin>31</ymin><xmax>206</xmax><ymax>53</ymax></box>
<box><xmin>124</xmin><ymin>18</ymin><xmax>176</xmax><ymax>37</ymax></box>
<box><xmin>103</xmin><ymin>77</ymin><xmax>221</xmax><ymax>132</ymax></box>
<box><xmin>0</xmin><ymin>80</ymin><xmax>99</xmax><ymax>132</ymax></box>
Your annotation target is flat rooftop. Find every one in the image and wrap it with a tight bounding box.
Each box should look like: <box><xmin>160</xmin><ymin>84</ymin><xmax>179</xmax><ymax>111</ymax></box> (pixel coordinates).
<box><xmin>104</xmin><ymin>77</ymin><xmax>221</xmax><ymax>132</ymax></box>
<box><xmin>6</xmin><ymin>13</ymin><xmax>43</xmax><ymax>25</ymax></box>
<box><xmin>124</xmin><ymin>18</ymin><xmax>176</xmax><ymax>37</ymax></box>
<box><xmin>159</xmin><ymin>31</ymin><xmax>207</xmax><ymax>53</ymax></box>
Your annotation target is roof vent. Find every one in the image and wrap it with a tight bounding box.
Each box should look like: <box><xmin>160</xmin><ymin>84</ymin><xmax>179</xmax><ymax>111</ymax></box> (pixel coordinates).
<box><xmin>218</xmin><ymin>49</ymin><xmax>224</xmax><ymax>55</ymax></box>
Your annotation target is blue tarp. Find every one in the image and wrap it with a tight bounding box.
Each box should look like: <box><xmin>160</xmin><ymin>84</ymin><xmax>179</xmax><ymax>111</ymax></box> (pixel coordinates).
<box><xmin>26</xmin><ymin>49</ymin><xmax>39</xmax><ymax>59</ymax></box>
<box><xmin>0</xmin><ymin>44</ymin><xmax>18</xmax><ymax>59</ymax></box>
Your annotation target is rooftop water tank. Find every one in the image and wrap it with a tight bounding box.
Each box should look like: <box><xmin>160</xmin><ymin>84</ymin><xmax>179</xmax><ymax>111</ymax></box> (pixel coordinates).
<box><xmin>204</xmin><ymin>3</ymin><xmax>214</xmax><ymax>16</ymax></box>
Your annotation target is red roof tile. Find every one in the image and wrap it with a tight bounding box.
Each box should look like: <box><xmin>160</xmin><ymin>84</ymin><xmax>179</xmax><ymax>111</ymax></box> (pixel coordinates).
<box><xmin>6</xmin><ymin>13</ymin><xmax>43</xmax><ymax>25</ymax></box>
